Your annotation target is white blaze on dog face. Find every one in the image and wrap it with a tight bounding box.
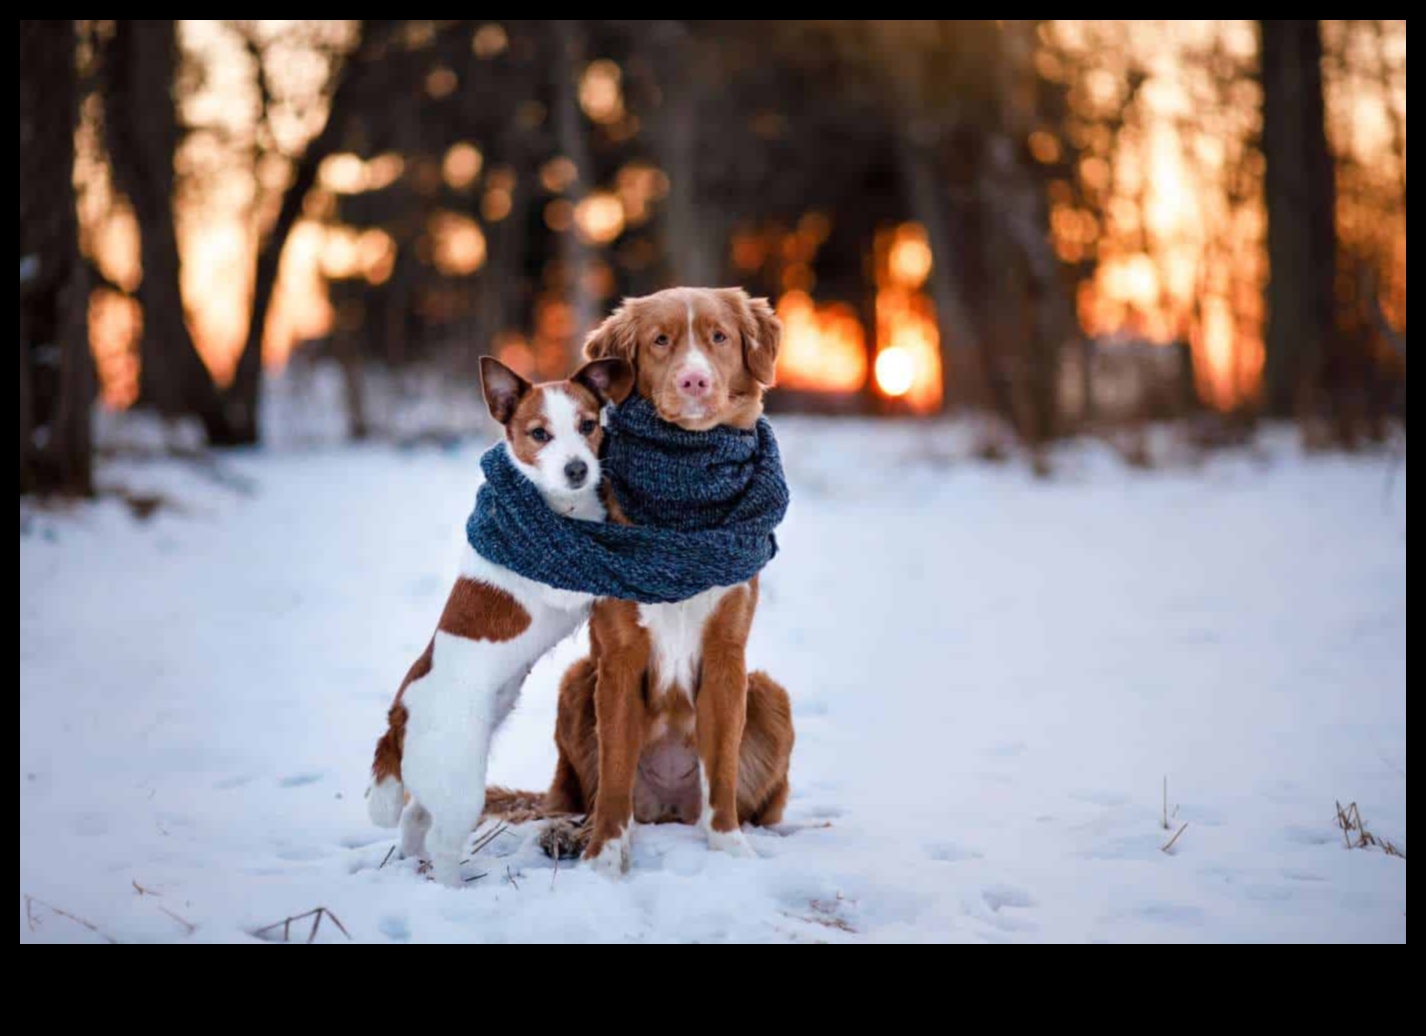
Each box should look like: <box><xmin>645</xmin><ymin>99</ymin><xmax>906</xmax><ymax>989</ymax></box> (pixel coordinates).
<box><xmin>480</xmin><ymin>356</ymin><xmax>632</xmax><ymax>519</ymax></box>
<box><xmin>581</xmin><ymin>288</ymin><xmax>783</xmax><ymax>432</ymax></box>
<box><xmin>506</xmin><ymin>383</ymin><xmax>606</xmax><ymax>515</ymax></box>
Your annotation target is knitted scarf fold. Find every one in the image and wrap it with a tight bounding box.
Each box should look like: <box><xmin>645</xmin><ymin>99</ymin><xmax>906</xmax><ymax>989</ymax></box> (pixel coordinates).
<box><xmin>466</xmin><ymin>396</ymin><xmax>789</xmax><ymax>605</ymax></box>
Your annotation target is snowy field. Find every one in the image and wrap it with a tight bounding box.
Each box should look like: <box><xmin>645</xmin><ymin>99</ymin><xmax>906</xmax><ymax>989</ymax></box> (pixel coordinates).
<box><xmin>20</xmin><ymin>418</ymin><xmax>1407</xmax><ymax>943</ymax></box>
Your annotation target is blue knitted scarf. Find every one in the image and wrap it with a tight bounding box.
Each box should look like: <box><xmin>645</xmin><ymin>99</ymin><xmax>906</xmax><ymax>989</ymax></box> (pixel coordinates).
<box><xmin>466</xmin><ymin>396</ymin><xmax>790</xmax><ymax>605</ymax></box>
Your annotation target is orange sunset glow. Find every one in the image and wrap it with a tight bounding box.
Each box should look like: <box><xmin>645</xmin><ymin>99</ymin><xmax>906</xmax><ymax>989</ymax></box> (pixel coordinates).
<box><xmin>77</xmin><ymin>20</ymin><xmax>1403</xmax><ymax>418</ymax></box>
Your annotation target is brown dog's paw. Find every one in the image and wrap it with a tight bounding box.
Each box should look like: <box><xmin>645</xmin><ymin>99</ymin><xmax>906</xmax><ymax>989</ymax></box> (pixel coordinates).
<box><xmin>538</xmin><ymin>817</ymin><xmax>590</xmax><ymax>861</ymax></box>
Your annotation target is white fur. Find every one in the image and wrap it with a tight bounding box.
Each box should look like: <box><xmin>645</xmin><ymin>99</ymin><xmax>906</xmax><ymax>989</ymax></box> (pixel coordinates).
<box><xmin>588</xmin><ymin>824</ymin><xmax>633</xmax><ymax>878</ymax></box>
<box><xmin>399</xmin><ymin>598</ymin><xmax>581</xmax><ymax>889</ymax></box>
<box><xmin>682</xmin><ymin>300</ymin><xmax>714</xmax><ymax>380</ymax></box>
<box><xmin>367</xmin><ymin>776</ymin><xmax>405</xmax><ymax>828</ymax></box>
<box><xmin>508</xmin><ymin>386</ymin><xmax>604</xmax><ymax>518</ymax></box>
<box><xmin>639</xmin><ymin>586</ymin><xmax>734</xmax><ymax>701</ymax></box>
<box><xmin>400</xmin><ymin>801</ymin><xmax>431</xmax><ymax>859</ymax></box>
<box><xmin>698</xmin><ymin>762</ymin><xmax>756</xmax><ymax>858</ymax></box>
<box><xmin>368</xmin><ymin>432</ymin><xmax>603</xmax><ymax>887</ymax></box>
<box><xmin>707</xmin><ymin>826</ymin><xmax>757</xmax><ymax>858</ymax></box>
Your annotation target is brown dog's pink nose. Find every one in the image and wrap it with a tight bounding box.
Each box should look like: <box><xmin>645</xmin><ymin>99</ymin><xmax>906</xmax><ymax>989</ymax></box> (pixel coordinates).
<box><xmin>676</xmin><ymin>369</ymin><xmax>711</xmax><ymax>397</ymax></box>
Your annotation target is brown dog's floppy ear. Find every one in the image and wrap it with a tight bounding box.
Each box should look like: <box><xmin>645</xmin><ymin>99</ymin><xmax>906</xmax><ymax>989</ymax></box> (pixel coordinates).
<box><xmin>729</xmin><ymin>291</ymin><xmax>782</xmax><ymax>387</ymax></box>
<box><xmin>582</xmin><ymin>302</ymin><xmax>640</xmax><ymax>366</ymax></box>
<box><xmin>572</xmin><ymin>358</ymin><xmax>635</xmax><ymax>406</ymax></box>
<box><xmin>480</xmin><ymin>356</ymin><xmax>532</xmax><ymax>425</ymax></box>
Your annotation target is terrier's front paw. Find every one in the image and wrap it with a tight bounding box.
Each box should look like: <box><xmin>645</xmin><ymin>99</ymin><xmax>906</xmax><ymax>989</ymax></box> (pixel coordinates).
<box><xmin>400</xmin><ymin>803</ymin><xmax>431</xmax><ymax>860</ymax></box>
<box><xmin>707</xmin><ymin>826</ymin><xmax>758</xmax><ymax>859</ymax></box>
<box><xmin>430</xmin><ymin>856</ymin><xmax>464</xmax><ymax>889</ymax></box>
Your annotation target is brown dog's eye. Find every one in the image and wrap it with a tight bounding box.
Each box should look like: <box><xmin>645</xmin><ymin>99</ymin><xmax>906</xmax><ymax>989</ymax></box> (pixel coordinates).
<box><xmin>529</xmin><ymin>428</ymin><xmax>551</xmax><ymax>444</ymax></box>
<box><xmin>654</xmin><ymin>334</ymin><xmax>671</xmax><ymax>348</ymax></box>
<box><xmin>712</xmin><ymin>331</ymin><xmax>729</xmax><ymax>345</ymax></box>
<box><xmin>579</xmin><ymin>419</ymin><xmax>598</xmax><ymax>436</ymax></box>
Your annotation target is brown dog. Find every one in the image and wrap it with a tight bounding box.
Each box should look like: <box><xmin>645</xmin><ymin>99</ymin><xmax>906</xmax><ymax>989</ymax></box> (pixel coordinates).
<box><xmin>544</xmin><ymin>288</ymin><xmax>796</xmax><ymax>876</ymax></box>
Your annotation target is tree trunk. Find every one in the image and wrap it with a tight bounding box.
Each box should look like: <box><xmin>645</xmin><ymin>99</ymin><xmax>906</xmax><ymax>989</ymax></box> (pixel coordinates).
<box><xmin>105</xmin><ymin>20</ymin><xmax>231</xmax><ymax>445</ymax></box>
<box><xmin>52</xmin><ymin>265</ymin><xmax>95</xmax><ymax>493</ymax></box>
<box><xmin>1260</xmin><ymin>19</ymin><xmax>1338</xmax><ymax>419</ymax></box>
<box><xmin>895</xmin><ymin>130</ymin><xmax>986</xmax><ymax>413</ymax></box>
<box><xmin>228</xmin><ymin>143</ymin><xmax>324</xmax><ymax>445</ymax></box>
<box><xmin>985</xmin><ymin>20</ymin><xmax>1077</xmax><ymax>441</ymax></box>
<box><xmin>637</xmin><ymin>21</ymin><xmax>723</xmax><ymax>288</ymax></box>
<box><xmin>550</xmin><ymin>20</ymin><xmax>600</xmax><ymax>365</ymax></box>
<box><xmin>20</xmin><ymin>19</ymin><xmax>92</xmax><ymax>497</ymax></box>
<box><xmin>21</xmin><ymin>302</ymin><xmax>35</xmax><ymax>496</ymax></box>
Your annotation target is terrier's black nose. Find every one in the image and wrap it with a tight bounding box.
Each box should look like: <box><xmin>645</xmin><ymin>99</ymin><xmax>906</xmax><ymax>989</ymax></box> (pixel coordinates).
<box><xmin>565</xmin><ymin>459</ymin><xmax>589</xmax><ymax>488</ymax></box>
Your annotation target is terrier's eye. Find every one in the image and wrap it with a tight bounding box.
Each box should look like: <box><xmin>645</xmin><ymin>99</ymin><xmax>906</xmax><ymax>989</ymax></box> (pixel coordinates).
<box><xmin>529</xmin><ymin>428</ymin><xmax>551</xmax><ymax>444</ymax></box>
<box><xmin>580</xmin><ymin>419</ymin><xmax>599</xmax><ymax>436</ymax></box>
<box><xmin>654</xmin><ymin>334</ymin><xmax>671</xmax><ymax>348</ymax></box>
<box><xmin>712</xmin><ymin>331</ymin><xmax>729</xmax><ymax>345</ymax></box>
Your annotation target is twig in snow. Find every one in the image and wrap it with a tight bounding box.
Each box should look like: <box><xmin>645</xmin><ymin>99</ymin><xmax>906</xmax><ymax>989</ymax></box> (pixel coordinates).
<box><xmin>1161</xmin><ymin>823</ymin><xmax>1190</xmax><ymax>855</ymax></box>
<box><xmin>132</xmin><ymin>881</ymin><xmax>160</xmax><ymax>898</ymax></box>
<box><xmin>23</xmin><ymin>896</ymin><xmax>120</xmax><ymax>945</ymax></box>
<box><xmin>379</xmin><ymin>846</ymin><xmax>396</xmax><ymax>870</ymax></box>
<box><xmin>252</xmin><ymin>907</ymin><xmax>352</xmax><ymax>944</ymax></box>
<box><xmin>1161</xmin><ymin>777</ymin><xmax>1181</xmax><ymax>831</ymax></box>
<box><xmin>468</xmin><ymin>822</ymin><xmax>510</xmax><ymax>858</ymax></box>
<box><xmin>506</xmin><ymin>866</ymin><xmax>520</xmax><ymax>891</ymax></box>
<box><xmin>463</xmin><ymin>873</ymin><xmax>489</xmax><ymax>885</ymax></box>
<box><xmin>1335</xmin><ymin>801</ymin><xmax>1406</xmax><ymax>860</ymax></box>
<box><xmin>158</xmin><ymin>906</ymin><xmax>197</xmax><ymax>937</ymax></box>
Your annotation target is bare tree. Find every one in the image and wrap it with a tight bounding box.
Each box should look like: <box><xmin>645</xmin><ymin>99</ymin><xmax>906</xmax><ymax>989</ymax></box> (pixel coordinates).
<box><xmin>550</xmin><ymin>19</ymin><xmax>600</xmax><ymax>354</ymax></box>
<box><xmin>20</xmin><ymin>19</ymin><xmax>93</xmax><ymax>496</ymax></box>
<box><xmin>104</xmin><ymin>20</ymin><xmax>232</xmax><ymax>443</ymax></box>
<box><xmin>228</xmin><ymin>20</ymin><xmax>394</xmax><ymax>445</ymax></box>
<box><xmin>869</xmin><ymin>20</ymin><xmax>989</xmax><ymax>413</ymax></box>
<box><xmin>1260</xmin><ymin>20</ymin><xmax>1338</xmax><ymax>419</ymax></box>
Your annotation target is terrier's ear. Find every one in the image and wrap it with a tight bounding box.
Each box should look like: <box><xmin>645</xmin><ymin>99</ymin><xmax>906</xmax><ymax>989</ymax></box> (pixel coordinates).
<box><xmin>480</xmin><ymin>356</ymin><xmax>532</xmax><ymax>425</ymax></box>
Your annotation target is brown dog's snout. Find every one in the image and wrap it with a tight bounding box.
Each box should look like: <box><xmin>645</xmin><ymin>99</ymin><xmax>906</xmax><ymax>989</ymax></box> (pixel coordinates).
<box><xmin>676</xmin><ymin>368</ymin><xmax>712</xmax><ymax>398</ymax></box>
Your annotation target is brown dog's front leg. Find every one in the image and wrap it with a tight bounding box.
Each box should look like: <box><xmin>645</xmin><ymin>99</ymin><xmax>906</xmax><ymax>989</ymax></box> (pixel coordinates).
<box><xmin>697</xmin><ymin>640</ymin><xmax>755</xmax><ymax>856</ymax></box>
<box><xmin>584</xmin><ymin>645</ymin><xmax>649</xmax><ymax>875</ymax></box>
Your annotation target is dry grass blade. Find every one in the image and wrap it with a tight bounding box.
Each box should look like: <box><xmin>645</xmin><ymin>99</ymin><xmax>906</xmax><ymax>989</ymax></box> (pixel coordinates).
<box><xmin>1336</xmin><ymin>801</ymin><xmax>1406</xmax><ymax>860</ymax></box>
<box><xmin>506</xmin><ymin>866</ymin><xmax>520</xmax><ymax>891</ymax></box>
<box><xmin>252</xmin><ymin>907</ymin><xmax>352</xmax><ymax>944</ymax></box>
<box><xmin>158</xmin><ymin>905</ymin><xmax>197</xmax><ymax>937</ymax></box>
<box><xmin>1161</xmin><ymin>823</ymin><xmax>1190</xmax><ymax>855</ymax></box>
<box><xmin>468</xmin><ymin>822</ymin><xmax>510</xmax><ymax>859</ymax></box>
<box><xmin>23</xmin><ymin>896</ymin><xmax>120</xmax><ymax>945</ymax></box>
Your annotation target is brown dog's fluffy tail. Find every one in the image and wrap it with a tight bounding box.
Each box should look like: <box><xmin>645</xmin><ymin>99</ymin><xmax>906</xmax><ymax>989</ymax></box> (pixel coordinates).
<box><xmin>483</xmin><ymin>787</ymin><xmax>558</xmax><ymax>824</ymax></box>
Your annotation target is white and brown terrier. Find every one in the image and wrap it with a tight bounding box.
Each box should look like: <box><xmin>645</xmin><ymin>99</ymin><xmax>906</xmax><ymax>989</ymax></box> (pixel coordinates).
<box><xmin>367</xmin><ymin>355</ymin><xmax>633</xmax><ymax>887</ymax></box>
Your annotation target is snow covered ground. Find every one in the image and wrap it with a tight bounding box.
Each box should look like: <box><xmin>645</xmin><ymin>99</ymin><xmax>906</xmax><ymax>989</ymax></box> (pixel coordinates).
<box><xmin>20</xmin><ymin>419</ymin><xmax>1407</xmax><ymax>943</ymax></box>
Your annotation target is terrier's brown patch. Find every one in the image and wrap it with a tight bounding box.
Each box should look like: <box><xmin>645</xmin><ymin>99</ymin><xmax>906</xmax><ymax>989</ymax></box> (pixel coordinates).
<box><xmin>438</xmin><ymin>578</ymin><xmax>532</xmax><ymax>642</ymax></box>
